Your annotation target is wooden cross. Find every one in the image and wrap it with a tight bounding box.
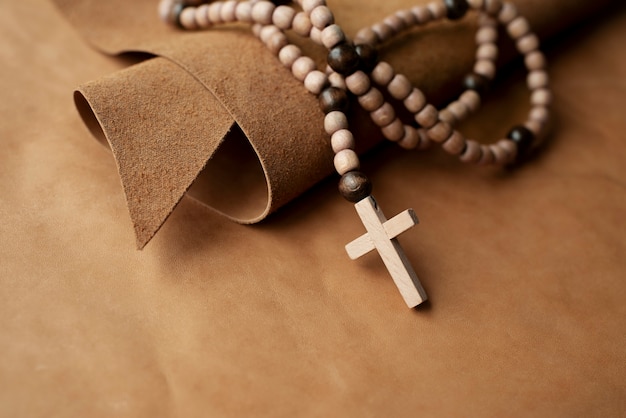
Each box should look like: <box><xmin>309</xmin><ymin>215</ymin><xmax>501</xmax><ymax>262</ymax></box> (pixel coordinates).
<box><xmin>345</xmin><ymin>196</ymin><xmax>428</xmax><ymax>308</ymax></box>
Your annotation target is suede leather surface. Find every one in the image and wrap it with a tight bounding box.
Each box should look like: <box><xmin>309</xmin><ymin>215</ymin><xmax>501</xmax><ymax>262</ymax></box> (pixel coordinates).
<box><xmin>1</xmin><ymin>0</ymin><xmax>626</xmax><ymax>417</ymax></box>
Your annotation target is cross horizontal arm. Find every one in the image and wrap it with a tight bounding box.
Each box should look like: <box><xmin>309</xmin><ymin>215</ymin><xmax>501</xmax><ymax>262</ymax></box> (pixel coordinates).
<box><xmin>345</xmin><ymin>208</ymin><xmax>419</xmax><ymax>260</ymax></box>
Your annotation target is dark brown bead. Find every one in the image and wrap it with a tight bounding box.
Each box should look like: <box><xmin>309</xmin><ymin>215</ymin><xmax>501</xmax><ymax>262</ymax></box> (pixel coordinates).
<box><xmin>339</xmin><ymin>171</ymin><xmax>372</xmax><ymax>203</ymax></box>
<box><xmin>319</xmin><ymin>87</ymin><xmax>349</xmax><ymax>114</ymax></box>
<box><xmin>355</xmin><ymin>44</ymin><xmax>379</xmax><ymax>73</ymax></box>
<box><xmin>463</xmin><ymin>72</ymin><xmax>490</xmax><ymax>95</ymax></box>
<box><xmin>444</xmin><ymin>0</ymin><xmax>469</xmax><ymax>20</ymax></box>
<box><xmin>507</xmin><ymin>125</ymin><xmax>535</xmax><ymax>159</ymax></box>
<box><xmin>173</xmin><ymin>3</ymin><xmax>185</xmax><ymax>28</ymax></box>
<box><xmin>328</xmin><ymin>43</ymin><xmax>360</xmax><ymax>76</ymax></box>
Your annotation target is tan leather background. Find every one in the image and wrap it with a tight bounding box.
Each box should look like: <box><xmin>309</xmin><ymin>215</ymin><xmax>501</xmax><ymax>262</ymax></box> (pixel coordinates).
<box><xmin>1</xmin><ymin>0</ymin><xmax>625</xmax><ymax>416</ymax></box>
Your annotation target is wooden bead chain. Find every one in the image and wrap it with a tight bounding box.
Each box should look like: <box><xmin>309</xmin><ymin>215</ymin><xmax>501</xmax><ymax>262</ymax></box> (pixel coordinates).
<box><xmin>349</xmin><ymin>0</ymin><xmax>551</xmax><ymax>165</ymax></box>
<box><xmin>157</xmin><ymin>0</ymin><xmax>551</xmax><ymax>308</ymax></box>
<box><xmin>355</xmin><ymin>6</ymin><xmax>498</xmax><ymax>129</ymax></box>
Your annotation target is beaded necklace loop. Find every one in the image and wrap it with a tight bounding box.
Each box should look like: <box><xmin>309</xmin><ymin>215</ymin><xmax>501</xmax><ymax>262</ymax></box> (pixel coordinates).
<box><xmin>157</xmin><ymin>0</ymin><xmax>551</xmax><ymax>308</ymax></box>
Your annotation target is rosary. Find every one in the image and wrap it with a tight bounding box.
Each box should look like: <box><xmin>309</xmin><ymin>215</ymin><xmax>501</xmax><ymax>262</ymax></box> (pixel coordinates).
<box><xmin>158</xmin><ymin>0</ymin><xmax>551</xmax><ymax>308</ymax></box>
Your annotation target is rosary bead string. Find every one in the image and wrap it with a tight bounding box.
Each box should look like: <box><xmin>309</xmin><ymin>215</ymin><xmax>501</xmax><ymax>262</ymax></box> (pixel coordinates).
<box><xmin>158</xmin><ymin>0</ymin><xmax>551</xmax><ymax>170</ymax></box>
<box><xmin>353</xmin><ymin>0</ymin><xmax>550</xmax><ymax>164</ymax></box>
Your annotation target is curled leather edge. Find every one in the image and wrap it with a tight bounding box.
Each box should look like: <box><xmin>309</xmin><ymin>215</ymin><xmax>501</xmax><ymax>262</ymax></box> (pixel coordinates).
<box><xmin>74</xmin><ymin>34</ymin><xmax>338</xmax><ymax>249</ymax></box>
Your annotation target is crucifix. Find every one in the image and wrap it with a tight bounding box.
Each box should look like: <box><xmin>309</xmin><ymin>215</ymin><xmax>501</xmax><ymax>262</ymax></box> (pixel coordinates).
<box><xmin>345</xmin><ymin>196</ymin><xmax>428</xmax><ymax>308</ymax></box>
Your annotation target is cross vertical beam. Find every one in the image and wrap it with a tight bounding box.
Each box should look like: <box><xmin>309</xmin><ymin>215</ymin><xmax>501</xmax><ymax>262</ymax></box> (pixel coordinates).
<box><xmin>345</xmin><ymin>196</ymin><xmax>428</xmax><ymax>308</ymax></box>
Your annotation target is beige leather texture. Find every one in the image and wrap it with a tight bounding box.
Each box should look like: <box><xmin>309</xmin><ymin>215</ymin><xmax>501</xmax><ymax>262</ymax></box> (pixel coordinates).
<box><xmin>1</xmin><ymin>0</ymin><xmax>625</xmax><ymax>416</ymax></box>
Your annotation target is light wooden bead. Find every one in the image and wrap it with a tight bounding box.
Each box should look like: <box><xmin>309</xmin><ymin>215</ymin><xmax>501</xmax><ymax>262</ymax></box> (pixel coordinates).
<box><xmin>381</xmin><ymin>118</ymin><xmax>405</xmax><ymax>142</ymax></box>
<box><xmin>478</xmin><ymin>145</ymin><xmax>495</xmax><ymax>165</ymax></box>
<box><xmin>345</xmin><ymin>71</ymin><xmax>370</xmax><ymax>96</ymax></box>
<box><xmin>372</xmin><ymin>22</ymin><xmax>394</xmax><ymax>43</ymax></box>
<box><xmin>411</xmin><ymin>6</ymin><xmax>432</xmax><ymax>24</ymax></box>
<box><xmin>477</xmin><ymin>43</ymin><xmax>498</xmax><ymax>61</ymax></box>
<box><xmin>479</xmin><ymin>14</ymin><xmax>498</xmax><ymax>27</ymax></box>
<box><xmin>302</xmin><ymin>0</ymin><xmax>325</xmax><ymax>13</ymax></box>
<box><xmin>278</xmin><ymin>44</ymin><xmax>302</xmax><ymax>68</ymax></box>
<box><xmin>328</xmin><ymin>72</ymin><xmax>346</xmax><ymax>90</ymax></box>
<box><xmin>476</xmin><ymin>26</ymin><xmax>498</xmax><ymax>44</ymax></box>
<box><xmin>208</xmin><ymin>2</ymin><xmax>222</xmax><ymax>23</ymax></box>
<box><xmin>497</xmin><ymin>138</ymin><xmax>517</xmax><ymax>163</ymax></box>
<box><xmin>529</xmin><ymin>106</ymin><xmax>550</xmax><ymax>124</ymax></box>
<box><xmin>427</xmin><ymin>1</ymin><xmax>447</xmax><ymax>19</ymax></box>
<box><xmin>324</xmin><ymin>111</ymin><xmax>349</xmax><ymax>135</ymax></box>
<box><xmin>334</xmin><ymin>149</ymin><xmax>360</xmax><ymax>175</ymax></box>
<box><xmin>474</xmin><ymin>59</ymin><xmax>496</xmax><ymax>79</ymax></box>
<box><xmin>370</xmin><ymin>102</ymin><xmax>396</xmax><ymax>127</ymax></box>
<box><xmin>220</xmin><ymin>0</ymin><xmax>237</xmax><ymax>22</ymax></box>
<box><xmin>415</xmin><ymin>104</ymin><xmax>438</xmax><ymax>128</ymax></box>
<box><xmin>467</xmin><ymin>0</ymin><xmax>484</xmax><ymax>10</ymax></box>
<box><xmin>396</xmin><ymin>9</ymin><xmax>417</xmax><ymax>27</ymax></box>
<box><xmin>398</xmin><ymin>125</ymin><xmax>420</xmax><ymax>150</ymax></box>
<box><xmin>459</xmin><ymin>139</ymin><xmax>482</xmax><ymax>163</ymax></box>
<box><xmin>292</xmin><ymin>56</ymin><xmax>317</xmax><ymax>81</ymax></box>
<box><xmin>507</xmin><ymin>16</ymin><xmax>530</xmax><ymax>39</ymax></box>
<box><xmin>371</xmin><ymin>61</ymin><xmax>395</xmax><ymax>86</ymax></box>
<box><xmin>498</xmin><ymin>2</ymin><xmax>517</xmax><ymax>24</ymax></box>
<box><xmin>235</xmin><ymin>1</ymin><xmax>253</xmax><ymax>22</ymax></box>
<box><xmin>531</xmin><ymin>88</ymin><xmax>552</xmax><ymax>107</ymax></box>
<box><xmin>484</xmin><ymin>0</ymin><xmax>502</xmax><ymax>15</ymax></box>
<box><xmin>321</xmin><ymin>24</ymin><xmax>345</xmax><ymax>49</ymax></box>
<box><xmin>442</xmin><ymin>131</ymin><xmax>466</xmax><ymax>155</ymax></box>
<box><xmin>292</xmin><ymin>12</ymin><xmax>312</xmax><ymax>37</ymax></box>
<box><xmin>158</xmin><ymin>0</ymin><xmax>177</xmax><ymax>25</ymax></box>
<box><xmin>331</xmin><ymin>129</ymin><xmax>355</xmax><ymax>153</ymax></box>
<box><xmin>459</xmin><ymin>90</ymin><xmax>481</xmax><ymax>112</ymax></box>
<box><xmin>179</xmin><ymin>7</ymin><xmax>198</xmax><ymax>29</ymax></box>
<box><xmin>527</xmin><ymin>70</ymin><xmax>549</xmax><ymax>90</ymax></box>
<box><xmin>404</xmin><ymin>88</ymin><xmax>427</xmax><ymax>113</ymax></box>
<box><xmin>194</xmin><ymin>5</ymin><xmax>211</xmax><ymax>28</ymax></box>
<box><xmin>517</xmin><ymin>33</ymin><xmax>539</xmax><ymax>54</ymax></box>
<box><xmin>358</xmin><ymin>87</ymin><xmax>385</xmax><ymax>111</ymax></box>
<box><xmin>388</xmin><ymin>74</ymin><xmax>413</xmax><ymax>100</ymax></box>
<box><xmin>310</xmin><ymin>27</ymin><xmax>323</xmax><ymax>45</ymax></box>
<box><xmin>310</xmin><ymin>5</ymin><xmax>334</xmax><ymax>29</ymax></box>
<box><xmin>272</xmin><ymin>5</ymin><xmax>296</xmax><ymax>29</ymax></box>
<box><xmin>489</xmin><ymin>143</ymin><xmax>508</xmax><ymax>165</ymax></box>
<box><xmin>438</xmin><ymin>108</ymin><xmax>456</xmax><ymax>125</ymax></box>
<box><xmin>384</xmin><ymin>14</ymin><xmax>406</xmax><ymax>33</ymax></box>
<box><xmin>447</xmin><ymin>100</ymin><xmax>469</xmax><ymax>121</ymax></box>
<box><xmin>304</xmin><ymin>70</ymin><xmax>329</xmax><ymax>95</ymax></box>
<box><xmin>266</xmin><ymin>30</ymin><xmax>288</xmax><ymax>55</ymax></box>
<box><xmin>525</xmin><ymin>50</ymin><xmax>546</xmax><ymax>71</ymax></box>
<box><xmin>252</xmin><ymin>0</ymin><xmax>276</xmax><ymax>25</ymax></box>
<box><xmin>355</xmin><ymin>27</ymin><xmax>378</xmax><ymax>45</ymax></box>
<box><xmin>428</xmin><ymin>121</ymin><xmax>453</xmax><ymax>143</ymax></box>
<box><xmin>259</xmin><ymin>25</ymin><xmax>279</xmax><ymax>44</ymax></box>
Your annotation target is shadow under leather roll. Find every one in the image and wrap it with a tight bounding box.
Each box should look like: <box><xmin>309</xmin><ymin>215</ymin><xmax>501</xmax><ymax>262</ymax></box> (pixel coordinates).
<box><xmin>57</xmin><ymin>0</ymin><xmax>613</xmax><ymax>249</ymax></box>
